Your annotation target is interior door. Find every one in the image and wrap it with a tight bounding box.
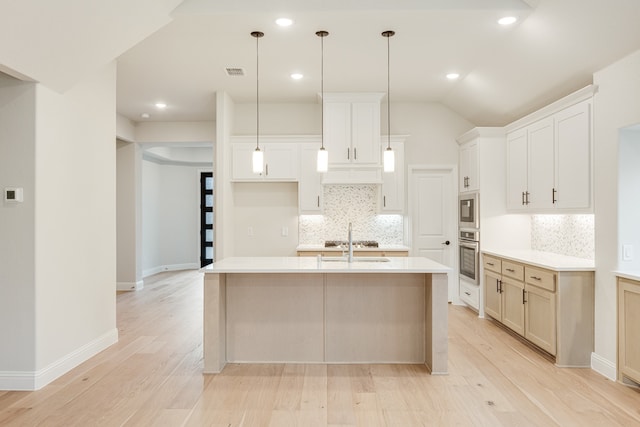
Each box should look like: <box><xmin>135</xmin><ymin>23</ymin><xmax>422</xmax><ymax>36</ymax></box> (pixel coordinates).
<box><xmin>409</xmin><ymin>166</ymin><xmax>456</xmax><ymax>302</ymax></box>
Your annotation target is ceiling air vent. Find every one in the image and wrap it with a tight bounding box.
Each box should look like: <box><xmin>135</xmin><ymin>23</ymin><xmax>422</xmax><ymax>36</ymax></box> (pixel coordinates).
<box><xmin>225</xmin><ymin>67</ymin><xmax>245</xmax><ymax>77</ymax></box>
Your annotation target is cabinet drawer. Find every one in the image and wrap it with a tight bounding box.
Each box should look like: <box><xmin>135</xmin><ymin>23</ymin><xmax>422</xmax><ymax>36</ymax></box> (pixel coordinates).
<box><xmin>525</xmin><ymin>266</ymin><xmax>556</xmax><ymax>292</ymax></box>
<box><xmin>502</xmin><ymin>261</ymin><xmax>524</xmax><ymax>281</ymax></box>
<box><xmin>483</xmin><ymin>255</ymin><xmax>502</xmax><ymax>273</ymax></box>
<box><xmin>459</xmin><ymin>280</ymin><xmax>479</xmax><ymax>310</ymax></box>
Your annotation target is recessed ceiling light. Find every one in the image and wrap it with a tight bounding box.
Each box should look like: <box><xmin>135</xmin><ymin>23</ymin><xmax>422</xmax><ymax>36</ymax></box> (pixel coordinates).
<box><xmin>276</xmin><ymin>18</ymin><xmax>293</xmax><ymax>27</ymax></box>
<box><xmin>155</xmin><ymin>102</ymin><xmax>167</xmax><ymax>109</ymax></box>
<box><xmin>498</xmin><ymin>16</ymin><xmax>517</xmax><ymax>26</ymax></box>
<box><xmin>446</xmin><ymin>73</ymin><xmax>460</xmax><ymax>80</ymax></box>
<box><xmin>291</xmin><ymin>73</ymin><xmax>303</xmax><ymax>80</ymax></box>
<box><xmin>141</xmin><ymin>113</ymin><xmax>150</xmax><ymax>119</ymax></box>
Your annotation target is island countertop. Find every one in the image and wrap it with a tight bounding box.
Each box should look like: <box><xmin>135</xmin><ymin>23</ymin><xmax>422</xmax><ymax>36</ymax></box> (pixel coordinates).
<box><xmin>201</xmin><ymin>256</ymin><xmax>451</xmax><ymax>274</ymax></box>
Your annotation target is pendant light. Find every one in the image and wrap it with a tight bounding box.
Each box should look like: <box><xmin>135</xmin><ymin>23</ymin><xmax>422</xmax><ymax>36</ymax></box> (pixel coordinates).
<box><xmin>382</xmin><ymin>30</ymin><xmax>395</xmax><ymax>173</ymax></box>
<box><xmin>251</xmin><ymin>31</ymin><xmax>264</xmax><ymax>174</ymax></box>
<box><xmin>316</xmin><ymin>30</ymin><xmax>329</xmax><ymax>172</ymax></box>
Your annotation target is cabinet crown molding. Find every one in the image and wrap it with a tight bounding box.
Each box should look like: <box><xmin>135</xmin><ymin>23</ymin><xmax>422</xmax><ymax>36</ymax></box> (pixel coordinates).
<box><xmin>505</xmin><ymin>85</ymin><xmax>597</xmax><ymax>133</ymax></box>
<box><xmin>457</xmin><ymin>127</ymin><xmax>505</xmax><ymax>145</ymax></box>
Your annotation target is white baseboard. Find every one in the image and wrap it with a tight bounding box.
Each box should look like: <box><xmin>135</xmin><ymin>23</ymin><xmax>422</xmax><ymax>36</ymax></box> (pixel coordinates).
<box><xmin>0</xmin><ymin>328</ymin><xmax>118</xmax><ymax>391</ymax></box>
<box><xmin>117</xmin><ymin>280</ymin><xmax>144</xmax><ymax>291</ymax></box>
<box><xmin>143</xmin><ymin>263</ymin><xmax>199</xmax><ymax>278</ymax></box>
<box><xmin>591</xmin><ymin>352</ymin><xmax>617</xmax><ymax>381</ymax></box>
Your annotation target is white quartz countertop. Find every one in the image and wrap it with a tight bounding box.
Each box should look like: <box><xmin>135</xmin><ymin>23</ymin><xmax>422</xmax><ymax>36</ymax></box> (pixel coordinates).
<box><xmin>481</xmin><ymin>249</ymin><xmax>595</xmax><ymax>272</ymax></box>
<box><xmin>201</xmin><ymin>256</ymin><xmax>451</xmax><ymax>274</ymax></box>
<box><xmin>614</xmin><ymin>270</ymin><xmax>640</xmax><ymax>281</ymax></box>
<box><xmin>296</xmin><ymin>244</ymin><xmax>411</xmax><ymax>252</ymax></box>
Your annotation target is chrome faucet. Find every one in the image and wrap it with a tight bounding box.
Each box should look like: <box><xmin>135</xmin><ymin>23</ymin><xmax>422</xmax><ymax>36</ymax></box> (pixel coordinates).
<box><xmin>348</xmin><ymin>222</ymin><xmax>353</xmax><ymax>263</ymax></box>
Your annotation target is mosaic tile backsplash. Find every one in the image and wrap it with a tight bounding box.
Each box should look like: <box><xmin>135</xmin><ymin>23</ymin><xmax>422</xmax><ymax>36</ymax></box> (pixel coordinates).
<box><xmin>299</xmin><ymin>185</ymin><xmax>404</xmax><ymax>245</ymax></box>
<box><xmin>531</xmin><ymin>214</ymin><xmax>594</xmax><ymax>260</ymax></box>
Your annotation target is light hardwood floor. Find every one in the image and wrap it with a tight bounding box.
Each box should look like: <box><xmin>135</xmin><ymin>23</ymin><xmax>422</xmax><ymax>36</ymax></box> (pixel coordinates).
<box><xmin>1</xmin><ymin>270</ymin><xmax>638</xmax><ymax>426</ymax></box>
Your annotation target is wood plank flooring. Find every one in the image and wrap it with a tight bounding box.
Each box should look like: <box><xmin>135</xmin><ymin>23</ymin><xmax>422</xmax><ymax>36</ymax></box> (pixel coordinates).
<box><xmin>1</xmin><ymin>269</ymin><xmax>638</xmax><ymax>426</ymax></box>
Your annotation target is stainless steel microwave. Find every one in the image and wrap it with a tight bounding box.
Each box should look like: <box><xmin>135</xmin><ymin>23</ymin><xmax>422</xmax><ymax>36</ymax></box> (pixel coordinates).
<box><xmin>459</xmin><ymin>192</ymin><xmax>479</xmax><ymax>230</ymax></box>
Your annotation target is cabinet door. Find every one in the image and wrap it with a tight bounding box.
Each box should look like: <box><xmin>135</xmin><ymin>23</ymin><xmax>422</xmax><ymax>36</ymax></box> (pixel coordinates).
<box><xmin>232</xmin><ymin>143</ymin><xmax>262</xmax><ymax>181</ymax></box>
<box><xmin>299</xmin><ymin>146</ymin><xmax>323</xmax><ymax>213</ymax></box>
<box><xmin>351</xmin><ymin>102</ymin><xmax>380</xmax><ymax>164</ymax></box>
<box><xmin>484</xmin><ymin>270</ymin><xmax>502</xmax><ymax>321</ymax></box>
<box><xmin>501</xmin><ymin>277</ymin><xmax>525</xmax><ymax>336</ymax></box>
<box><xmin>554</xmin><ymin>100</ymin><xmax>591</xmax><ymax>210</ymax></box>
<box><xmin>525</xmin><ymin>284</ymin><xmax>557</xmax><ymax>355</ymax></box>
<box><xmin>459</xmin><ymin>142</ymin><xmax>478</xmax><ymax>192</ymax></box>
<box><xmin>527</xmin><ymin>117</ymin><xmax>555</xmax><ymax>210</ymax></box>
<box><xmin>264</xmin><ymin>143</ymin><xmax>298</xmax><ymax>180</ymax></box>
<box><xmin>324</xmin><ymin>102</ymin><xmax>351</xmax><ymax>164</ymax></box>
<box><xmin>618</xmin><ymin>278</ymin><xmax>640</xmax><ymax>383</ymax></box>
<box><xmin>506</xmin><ymin>128</ymin><xmax>528</xmax><ymax>210</ymax></box>
<box><xmin>380</xmin><ymin>141</ymin><xmax>404</xmax><ymax>213</ymax></box>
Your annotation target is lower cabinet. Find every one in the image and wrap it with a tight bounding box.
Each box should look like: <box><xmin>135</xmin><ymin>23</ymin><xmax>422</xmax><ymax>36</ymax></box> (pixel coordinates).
<box><xmin>483</xmin><ymin>253</ymin><xmax>593</xmax><ymax>366</ymax></box>
<box><xmin>618</xmin><ymin>277</ymin><xmax>640</xmax><ymax>386</ymax></box>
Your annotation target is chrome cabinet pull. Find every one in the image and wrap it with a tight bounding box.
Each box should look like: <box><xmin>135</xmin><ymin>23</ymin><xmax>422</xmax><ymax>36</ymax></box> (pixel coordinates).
<box><xmin>354</xmin><ymin>147</ymin><xmax>357</xmax><ymax>160</ymax></box>
<box><xmin>506</xmin><ymin>268</ymin><xmax>515</xmax><ymax>273</ymax></box>
<box><xmin>530</xmin><ymin>276</ymin><xmax>541</xmax><ymax>281</ymax></box>
<box><xmin>487</xmin><ymin>262</ymin><xmax>494</xmax><ymax>266</ymax></box>
<box><xmin>498</xmin><ymin>280</ymin><xmax>503</xmax><ymax>293</ymax></box>
<box><xmin>522</xmin><ymin>191</ymin><xmax>525</xmax><ymax>205</ymax></box>
<box><xmin>383</xmin><ymin>195</ymin><xmax>386</xmax><ymax>207</ymax></box>
<box><xmin>552</xmin><ymin>188</ymin><xmax>557</xmax><ymax>204</ymax></box>
<box><xmin>265</xmin><ymin>164</ymin><xmax>269</xmax><ymax>176</ymax></box>
<box><xmin>347</xmin><ymin>148</ymin><xmax>350</xmax><ymax>160</ymax></box>
<box><xmin>522</xmin><ymin>289</ymin><xmax>527</xmax><ymax>304</ymax></box>
<box><xmin>317</xmin><ymin>196</ymin><xmax>320</xmax><ymax>207</ymax></box>
<box><xmin>464</xmin><ymin>291</ymin><xmax>471</xmax><ymax>296</ymax></box>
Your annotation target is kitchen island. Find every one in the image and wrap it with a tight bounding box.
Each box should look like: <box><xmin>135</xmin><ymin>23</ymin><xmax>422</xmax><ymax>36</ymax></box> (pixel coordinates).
<box><xmin>202</xmin><ymin>256</ymin><xmax>450</xmax><ymax>375</ymax></box>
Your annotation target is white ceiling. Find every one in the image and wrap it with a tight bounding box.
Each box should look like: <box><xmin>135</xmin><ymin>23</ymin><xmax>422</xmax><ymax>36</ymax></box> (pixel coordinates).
<box><xmin>2</xmin><ymin>0</ymin><xmax>640</xmax><ymax>127</ymax></box>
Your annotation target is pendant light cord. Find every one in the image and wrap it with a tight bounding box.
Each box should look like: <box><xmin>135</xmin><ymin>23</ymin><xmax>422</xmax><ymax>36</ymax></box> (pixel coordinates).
<box><xmin>316</xmin><ymin>31</ymin><xmax>328</xmax><ymax>150</ymax></box>
<box><xmin>385</xmin><ymin>31</ymin><xmax>392</xmax><ymax>151</ymax></box>
<box><xmin>251</xmin><ymin>31</ymin><xmax>264</xmax><ymax>151</ymax></box>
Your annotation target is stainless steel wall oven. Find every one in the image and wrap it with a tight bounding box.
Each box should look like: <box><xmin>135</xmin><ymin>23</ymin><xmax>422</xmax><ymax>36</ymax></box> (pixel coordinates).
<box><xmin>459</xmin><ymin>230</ymin><xmax>479</xmax><ymax>285</ymax></box>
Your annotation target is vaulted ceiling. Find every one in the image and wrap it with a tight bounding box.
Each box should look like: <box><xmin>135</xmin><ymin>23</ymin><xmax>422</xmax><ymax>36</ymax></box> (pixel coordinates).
<box><xmin>2</xmin><ymin>0</ymin><xmax>640</xmax><ymax>127</ymax></box>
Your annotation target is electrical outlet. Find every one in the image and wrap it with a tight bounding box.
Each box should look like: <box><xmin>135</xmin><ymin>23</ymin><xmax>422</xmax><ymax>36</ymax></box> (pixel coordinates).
<box><xmin>247</xmin><ymin>226</ymin><xmax>254</xmax><ymax>237</ymax></box>
<box><xmin>281</xmin><ymin>226</ymin><xmax>288</xmax><ymax>237</ymax></box>
<box><xmin>623</xmin><ymin>244</ymin><xmax>633</xmax><ymax>261</ymax></box>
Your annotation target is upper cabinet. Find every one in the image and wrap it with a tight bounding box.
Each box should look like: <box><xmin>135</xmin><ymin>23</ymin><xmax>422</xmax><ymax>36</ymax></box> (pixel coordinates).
<box><xmin>322</xmin><ymin>93</ymin><xmax>384</xmax><ymax>166</ymax></box>
<box><xmin>299</xmin><ymin>144</ymin><xmax>323</xmax><ymax>214</ymax></box>
<box><xmin>506</xmin><ymin>87</ymin><xmax>594</xmax><ymax>212</ymax></box>
<box><xmin>231</xmin><ymin>138</ymin><xmax>299</xmax><ymax>182</ymax></box>
<box><xmin>459</xmin><ymin>140</ymin><xmax>479</xmax><ymax>193</ymax></box>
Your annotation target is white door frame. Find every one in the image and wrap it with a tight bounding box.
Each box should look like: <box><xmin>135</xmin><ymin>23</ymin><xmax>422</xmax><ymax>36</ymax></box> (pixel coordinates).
<box><xmin>407</xmin><ymin>164</ymin><xmax>459</xmax><ymax>304</ymax></box>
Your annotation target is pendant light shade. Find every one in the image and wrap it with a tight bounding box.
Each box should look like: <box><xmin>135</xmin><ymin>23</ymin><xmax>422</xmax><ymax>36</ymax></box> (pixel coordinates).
<box><xmin>251</xmin><ymin>31</ymin><xmax>264</xmax><ymax>174</ymax></box>
<box><xmin>316</xmin><ymin>30</ymin><xmax>329</xmax><ymax>173</ymax></box>
<box><xmin>382</xmin><ymin>30</ymin><xmax>395</xmax><ymax>173</ymax></box>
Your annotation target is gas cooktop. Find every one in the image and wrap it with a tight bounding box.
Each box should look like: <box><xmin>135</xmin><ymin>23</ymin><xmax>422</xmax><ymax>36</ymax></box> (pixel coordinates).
<box><xmin>324</xmin><ymin>240</ymin><xmax>379</xmax><ymax>248</ymax></box>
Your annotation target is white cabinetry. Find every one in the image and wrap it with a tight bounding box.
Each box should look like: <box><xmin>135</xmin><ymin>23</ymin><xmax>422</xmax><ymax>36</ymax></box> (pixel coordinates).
<box><xmin>323</xmin><ymin>93</ymin><xmax>383</xmax><ymax>166</ymax></box>
<box><xmin>459</xmin><ymin>141</ymin><xmax>478</xmax><ymax>192</ymax></box>
<box><xmin>379</xmin><ymin>139</ymin><xmax>404</xmax><ymax>213</ymax></box>
<box><xmin>506</xmin><ymin>89</ymin><xmax>593</xmax><ymax>212</ymax></box>
<box><xmin>231</xmin><ymin>140</ymin><xmax>299</xmax><ymax>182</ymax></box>
<box><xmin>299</xmin><ymin>145</ymin><xmax>323</xmax><ymax>214</ymax></box>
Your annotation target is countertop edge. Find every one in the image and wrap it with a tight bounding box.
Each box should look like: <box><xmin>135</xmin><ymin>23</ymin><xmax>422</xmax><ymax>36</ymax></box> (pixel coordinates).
<box><xmin>481</xmin><ymin>249</ymin><xmax>595</xmax><ymax>272</ymax></box>
<box><xmin>614</xmin><ymin>271</ymin><xmax>640</xmax><ymax>282</ymax></box>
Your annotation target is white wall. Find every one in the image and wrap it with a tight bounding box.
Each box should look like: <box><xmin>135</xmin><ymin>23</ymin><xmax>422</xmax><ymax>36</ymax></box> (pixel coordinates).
<box><xmin>32</xmin><ymin>63</ymin><xmax>118</xmax><ymax>386</ymax></box>
<box><xmin>233</xmin><ymin>183</ymin><xmax>300</xmax><ymax>256</ymax></box>
<box><xmin>142</xmin><ymin>160</ymin><xmax>202</xmax><ymax>276</ymax></box>
<box><xmin>116</xmin><ymin>140</ymin><xmax>143</xmax><ymax>290</ymax></box>
<box><xmin>618</xmin><ymin>129</ymin><xmax>640</xmax><ymax>270</ymax></box>
<box><xmin>592</xmin><ymin>48</ymin><xmax>640</xmax><ymax>378</ymax></box>
<box><xmin>0</xmin><ymin>73</ymin><xmax>37</xmax><ymax>373</ymax></box>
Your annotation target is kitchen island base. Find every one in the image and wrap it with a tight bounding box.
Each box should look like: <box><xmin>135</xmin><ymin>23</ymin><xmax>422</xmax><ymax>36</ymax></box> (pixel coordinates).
<box><xmin>204</xmin><ymin>271</ymin><xmax>448</xmax><ymax>375</ymax></box>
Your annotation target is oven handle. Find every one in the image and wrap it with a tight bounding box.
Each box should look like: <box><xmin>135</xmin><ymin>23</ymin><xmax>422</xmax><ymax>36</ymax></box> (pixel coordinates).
<box><xmin>459</xmin><ymin>241</ymin><xmax>479</xmax><ymax>251</ymax></box>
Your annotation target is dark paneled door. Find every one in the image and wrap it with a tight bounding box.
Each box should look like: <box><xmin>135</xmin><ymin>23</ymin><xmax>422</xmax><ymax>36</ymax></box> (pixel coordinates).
<box><xmin>200</xmin><ymin>172</ymin><xmax>214</xmax><ymax>267</ymax></box>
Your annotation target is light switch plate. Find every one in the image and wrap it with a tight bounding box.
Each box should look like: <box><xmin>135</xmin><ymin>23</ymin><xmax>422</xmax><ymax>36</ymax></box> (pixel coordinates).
<box><xmin>623</xmin><ymin>244</ymin><xmax>633</xmax><ymax>261</ymax></box>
